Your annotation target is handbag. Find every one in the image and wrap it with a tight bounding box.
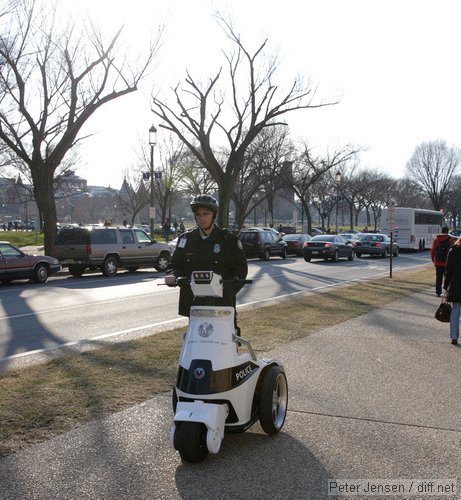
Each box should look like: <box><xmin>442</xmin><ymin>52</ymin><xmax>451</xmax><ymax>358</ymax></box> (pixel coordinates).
<box><xmin>435</xmin><ymin>293</ymin><xmax>452</xmax><ymax>323</ymax></box>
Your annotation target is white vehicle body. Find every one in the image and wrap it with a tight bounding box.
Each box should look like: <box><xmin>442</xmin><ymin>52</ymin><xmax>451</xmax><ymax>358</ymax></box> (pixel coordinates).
<box><xmin>381</xmin><ymin>207</ymin><xmax>443</xmax><ymax>251</ymax></box>
<box><xmin>170</xmin><ymin>271</ymin><xmax>288</xmax><ymax>463</ymax></box>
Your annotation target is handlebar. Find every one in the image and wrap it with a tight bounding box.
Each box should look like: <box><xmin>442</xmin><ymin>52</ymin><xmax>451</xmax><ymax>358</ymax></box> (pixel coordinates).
<box><xmin>175</xmin><ymin>277</ymin><xmax>253</xmax><ymax>286</ymax></box>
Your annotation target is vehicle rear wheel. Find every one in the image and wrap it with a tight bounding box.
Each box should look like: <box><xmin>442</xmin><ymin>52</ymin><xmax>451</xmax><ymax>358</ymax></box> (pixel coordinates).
<box><xmin>281</xmin><ymin>247</ymin><xmax>287</xmax><ymax>259</ymax></box>
<box><xmin>262</xmin><ymin>248</ymin><xmax>270</xmax><ymax>261</ymax></box>
<box><xmin>303</xmin><ymin>255</ymin><xmax>311</xmax><ymax>262</ymax></box>
<box><xmin>393</xmin><ymin>247</ymin><xmax>399</xmax><ymax>257</ymax></box>
<box><xmin>102</xmin><ymin>256</ymin><xmax>118</xmax><ymax>277</ymax></box>
<box><xmin>332</xmin><ymin>250</ymin><xmax>339</xmax><ymax>262</ymax></box>
<box><xmin>175</xmin><ymin>421</ymin><xmax>209</xmax><ymax>463</ymax></box>
<box><xmin>68</xmin><ymin>265</ymin><xmax>85</xmax><ymax>277</ymax></box>
<box><xmin>382</xmin><ymin>248</ymin><xmax>389</xmax><ymax>258</ymax></box>
<box><xmin>348</xmin><ymin>250</ymin><xmax>355</xmax><ymax>261</ymax></box>
<box><xmin>154</xmin><ymin>253</ymin><xmax>170</xmax><ymax>272</ymax></box>
<box><xmin>258</xmin><ymin>365</ymin><xmax>288</xmax><ymax>435</ymax></box>
<box><xmin>32</xmin><ymin>263</ymin><xmax>49</xmax><ymax>283</ymax></box>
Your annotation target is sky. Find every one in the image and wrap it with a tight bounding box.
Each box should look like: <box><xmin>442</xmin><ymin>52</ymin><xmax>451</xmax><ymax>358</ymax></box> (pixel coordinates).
<box><xmin>58</xmin><ymin>0</ymin><xmax>461</xmax><ymax>188</ymax></box>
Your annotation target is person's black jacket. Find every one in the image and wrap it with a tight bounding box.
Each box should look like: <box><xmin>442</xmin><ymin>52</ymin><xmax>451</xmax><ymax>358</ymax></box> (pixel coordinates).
<box><xmin>444</xmin><ymin>243</ymin><xmax>461</xmax><ymax>302</ymax></box>
<box><xmin>166</xmin><ymin>226</ymin><xmax>248</xmax><ymax>317</ymax></box>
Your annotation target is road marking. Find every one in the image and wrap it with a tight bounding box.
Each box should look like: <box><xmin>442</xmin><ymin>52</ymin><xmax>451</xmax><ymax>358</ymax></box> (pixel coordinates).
<box><xmin>0</xmin><ymin>262</ymin><xmax>430</xmax><ymax>362</ymax></box>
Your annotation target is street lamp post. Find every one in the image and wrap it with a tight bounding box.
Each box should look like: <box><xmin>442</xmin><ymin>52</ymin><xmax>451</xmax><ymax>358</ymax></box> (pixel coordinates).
<box><xmin>149</xmin><ymin>125</ymin><xmax>157</xmax><ymax>236</ymax></box>
<box><xmin>335</xmin><ymin>171</ymin><xmax>341</xmax><ymax>234</ymax></box>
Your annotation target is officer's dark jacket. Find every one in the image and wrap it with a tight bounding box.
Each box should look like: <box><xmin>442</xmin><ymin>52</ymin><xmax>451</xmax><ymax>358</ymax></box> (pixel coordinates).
<box><xmin>166</xmin><ymin>226</ymin><xmax>248</xmax><ymax>317</ymax></box>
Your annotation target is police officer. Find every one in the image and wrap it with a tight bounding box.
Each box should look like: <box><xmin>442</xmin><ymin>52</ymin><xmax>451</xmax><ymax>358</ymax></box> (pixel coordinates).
<box><xmin>164</xmin><ymin>194</ymin><xmax>248</xmax><ymax>317</ymax></box>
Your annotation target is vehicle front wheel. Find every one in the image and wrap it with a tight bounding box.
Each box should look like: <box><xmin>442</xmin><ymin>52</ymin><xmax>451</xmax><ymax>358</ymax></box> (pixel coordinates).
<box><xmin>102</xmin><ymin>256</ymin><xmax>118</xmax><ymax>277</ymax></box>
<box><xmin>175</xmin><ymin>422</ymin><xmax>209</xmax><ymax>463</ymax></box>
<box><xmin>382</xmin><ymin>248</ymin><xmax>389</xmax><ymax>258</ymax></box>
<box><xmin>281</xmin><ymin>247</ymin><xmax>287</xmax><ymax>259</ymax></box>
<box><xmin>393</xmin><ymin>247</ymin><xmax>399</xmax><ymax>257</ymax></box>
<box><xmin>332</xmin><ymin>250</ymin><xmax>339</xmax><ymax>262</ymax></box>
<box><xmin>154</xmin><ymin>253</ymin><xmax>170</xmax><ymax>272</ymax></box>
<box><xmin>356</xmin><ymin>253</ymin><xmax>362</xmax><ymax>258</ymax></box>
<box><xmin>258</xmin><ymin>365</ymin><xmax>288</xmax><ymax>435</ymax></box>
<box><xmin>32</xmin><ymin>263</ymin><xmax>49</xmax><ymax>283</ymax></box>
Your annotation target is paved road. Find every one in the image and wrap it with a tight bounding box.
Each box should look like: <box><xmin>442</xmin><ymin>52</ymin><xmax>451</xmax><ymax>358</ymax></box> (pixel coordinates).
<box><xmin>2</xmin><ymin>249</ymin><xmax>430</xmax><ymax>367</ymax></box>
<box><xmin>0</xmin><ymin>287</ymin><xmax>459</xmax><ymax>499</ymax></box>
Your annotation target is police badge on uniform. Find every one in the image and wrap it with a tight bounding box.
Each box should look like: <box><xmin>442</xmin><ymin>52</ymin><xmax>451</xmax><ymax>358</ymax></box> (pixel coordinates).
<box><xmin>214</xmin><ymin>243</ymin><xmax>220</xmax><ymax>253</ymax></box>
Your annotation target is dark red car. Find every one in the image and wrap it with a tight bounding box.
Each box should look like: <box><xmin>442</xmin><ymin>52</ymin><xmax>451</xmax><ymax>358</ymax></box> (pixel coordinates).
<box><xmin>282</xmin><ymin>233</ymin><xmax>312</xmax><ymax>256</ymax></box>
<box><xmin>0</xmin><ymin>242</ymin><xmax>61</xmax><ymax>284</ymax></box>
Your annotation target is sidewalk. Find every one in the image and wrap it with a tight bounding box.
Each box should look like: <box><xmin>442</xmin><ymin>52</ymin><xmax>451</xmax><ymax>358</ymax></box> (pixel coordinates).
<box><xmin>0</xmin><ymin>289</ymin><xmax>459</xmax><ymax>499</ymax></box>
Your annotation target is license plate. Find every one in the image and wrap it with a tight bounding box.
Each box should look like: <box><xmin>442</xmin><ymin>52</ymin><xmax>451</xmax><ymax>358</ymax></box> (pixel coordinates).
<box><xmin>312</xmin><ymin>251</ymin><xmax>319</xmax><ymax>255</ymax></box>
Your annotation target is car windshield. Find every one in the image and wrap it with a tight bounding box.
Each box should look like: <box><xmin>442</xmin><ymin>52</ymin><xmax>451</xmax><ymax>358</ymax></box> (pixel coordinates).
<box><xmin>283</xmin><ymin>235</ymin><xmax>300</xmax><ymax>241</ymax></box>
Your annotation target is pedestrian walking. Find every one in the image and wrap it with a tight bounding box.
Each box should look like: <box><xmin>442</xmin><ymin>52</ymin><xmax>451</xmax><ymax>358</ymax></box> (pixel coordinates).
<box><xmin>431</xmin><ymin>227</ymin><xmax>456</xmax><ymax>296</ymax></box>
<box><xmin>443</xmin><ymin>237</ymin><xmax>461</xmax><ymax>345</ymax></box>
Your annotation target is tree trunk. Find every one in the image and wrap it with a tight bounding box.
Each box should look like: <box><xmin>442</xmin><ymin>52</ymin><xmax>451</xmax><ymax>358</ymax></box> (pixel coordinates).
<box><xmin>32</xmin><ymin>166</ymin><xmax>58</xmax><ymax>256</ymax></box>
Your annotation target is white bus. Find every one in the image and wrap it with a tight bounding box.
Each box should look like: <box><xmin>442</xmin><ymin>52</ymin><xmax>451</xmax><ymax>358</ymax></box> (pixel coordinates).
<box><xmin>380</xmin><ymin>207</ymin><xmax>443</xmax><ymax>251</ymax></box>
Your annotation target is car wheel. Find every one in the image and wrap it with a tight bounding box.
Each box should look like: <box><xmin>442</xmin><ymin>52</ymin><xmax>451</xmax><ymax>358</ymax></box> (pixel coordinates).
<box><xmin>303</xmin><ymin>255</ymin><xmax>311</xmax><ymax>262</ymax></box>
<box><xmin>32</xmin><ymin>263</ymin><xmax>49</xmax><ymax>283</ymax></box>
<box><xmin>332</xmin><ymin>250</ymin><xmax>339</xmax><ymax>262</ymax></box>
<box><xmin>102</xmin><ymin>256</ymin><xmax>118</xmax><ymax>277</ymax></box>
<box><xmin>356</xmin><ymin>253</ymin><xmax>362</xmax><ymax>258</ymax></box>
<box><xmin>393</xmin><ymin>247</ymin><xmax>399</xmax><ymax>257</ymax></box>
<box><xmin>382</xmin><ymin>248</ymin><xmax>389</xmax><ymax>258</ymax></box>
<box><xmin>68</xmin><ymin>265</ymin><xmax>85</xmax><ymax>277</ymax></box>
<box><xmin>348</xmin><ymin>250</ymin><xmax>355</xmax><ymax>261</ymax></box>
<box><xmin>263</xmin><ymin>248</ymin><xmax>270</xmax><ymax>261</ymax></box>
<box><xmin>281</xmin><ymin>247</ymin><xmax>287</xmax><ymax>259</ymax></box>
<box><xmin>154</xmin><ymin>253</ymin><xmax>170</xmax><ymax>272</ymax></box>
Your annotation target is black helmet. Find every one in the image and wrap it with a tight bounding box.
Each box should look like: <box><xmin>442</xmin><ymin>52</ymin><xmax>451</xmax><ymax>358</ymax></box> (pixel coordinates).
<box><xmin>190</xmin><ymin>194</ymin><xmax>219</xmax><ymax>213</ymax></box>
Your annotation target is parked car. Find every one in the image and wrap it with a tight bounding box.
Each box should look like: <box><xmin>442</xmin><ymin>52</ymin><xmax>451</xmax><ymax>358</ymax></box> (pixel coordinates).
<box><xmin>340</xmin><ymin>232</ymin><xmax>364</xmax><ymax>244</ymax></box>
<box><xmin>0</xmin><ymin>242</ymin><xmax>60</xmax><ymax>284</ymax></box>
<box><xmin>282</xmin><ymin>233</ymin><xmax>312</xmax><ymax>256</ymax></box>
<box><xmin>353</xmin><ymin>233</ymin><xmax>399</xmax><ymax>258</ymax></box>
<box><xmin>302</xmin><ymin>234</ymin><xmax>355</xmax><ymax>262</ymax></box>
<box><xmin>238</xmin><ymin>227</ymin><xmax>287</xmax><ymax>260</ymax></box>
<box><xmin>309</xmin><ymin>227</ymin><xmax>325</xmax><ymax>237</ymax></box>
<box><xmin>53</xmin><ymin>226</ymin><xmax>172</xmax><ymax>277</ymax></box>
<box><xmin>168</xmin><ymin>236</ymin><xmax>179</xmax><ymax>253</ymax></box>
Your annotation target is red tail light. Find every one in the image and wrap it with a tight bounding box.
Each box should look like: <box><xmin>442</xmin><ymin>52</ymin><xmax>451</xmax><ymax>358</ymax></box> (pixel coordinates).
<box><xmin>324</xmin><ymin>243</ymin><xmax>332</xmax><ymax>248</ymax></box>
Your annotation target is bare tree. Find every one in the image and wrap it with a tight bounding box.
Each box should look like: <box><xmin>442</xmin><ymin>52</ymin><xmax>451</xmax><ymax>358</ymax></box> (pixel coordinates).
<box><xmin>0</xmin><ymin>0</ymin><xmax>160</xmax><ymax>254</ymax></box>
<box><xmin>284</xmin><ymin>144</ymin><xmax>358</xmax><ymax>234</ymax></box>
<box><xmin>232</xmin><ymin>125</ymin><xmax>293</xmax><ymax>228</ymax></box>
<box><xmin>116</xmin><ymin>174</ymin><xmax>149</xmax><ymax>227</ymax></box>
<box><xmin>175</xmin><ymin>149</ymin><xmax>217</xmax><ymax>197</ymax></box>
<box><xmin>151</xmin><ymin>16</ymin><xmax>337</xmax><ymax>228</ymax></box>
<box><xmin>405</xmin><ymin>139</ymin><xmax>461</xmax><ymax>211</ymax></box>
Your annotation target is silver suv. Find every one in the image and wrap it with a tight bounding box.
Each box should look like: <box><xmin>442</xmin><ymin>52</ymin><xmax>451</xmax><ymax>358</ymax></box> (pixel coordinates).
<box><xmin>53</xmin><ymin>226</ymin><xmax>171</xmax><ymax>277</ymax></box>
